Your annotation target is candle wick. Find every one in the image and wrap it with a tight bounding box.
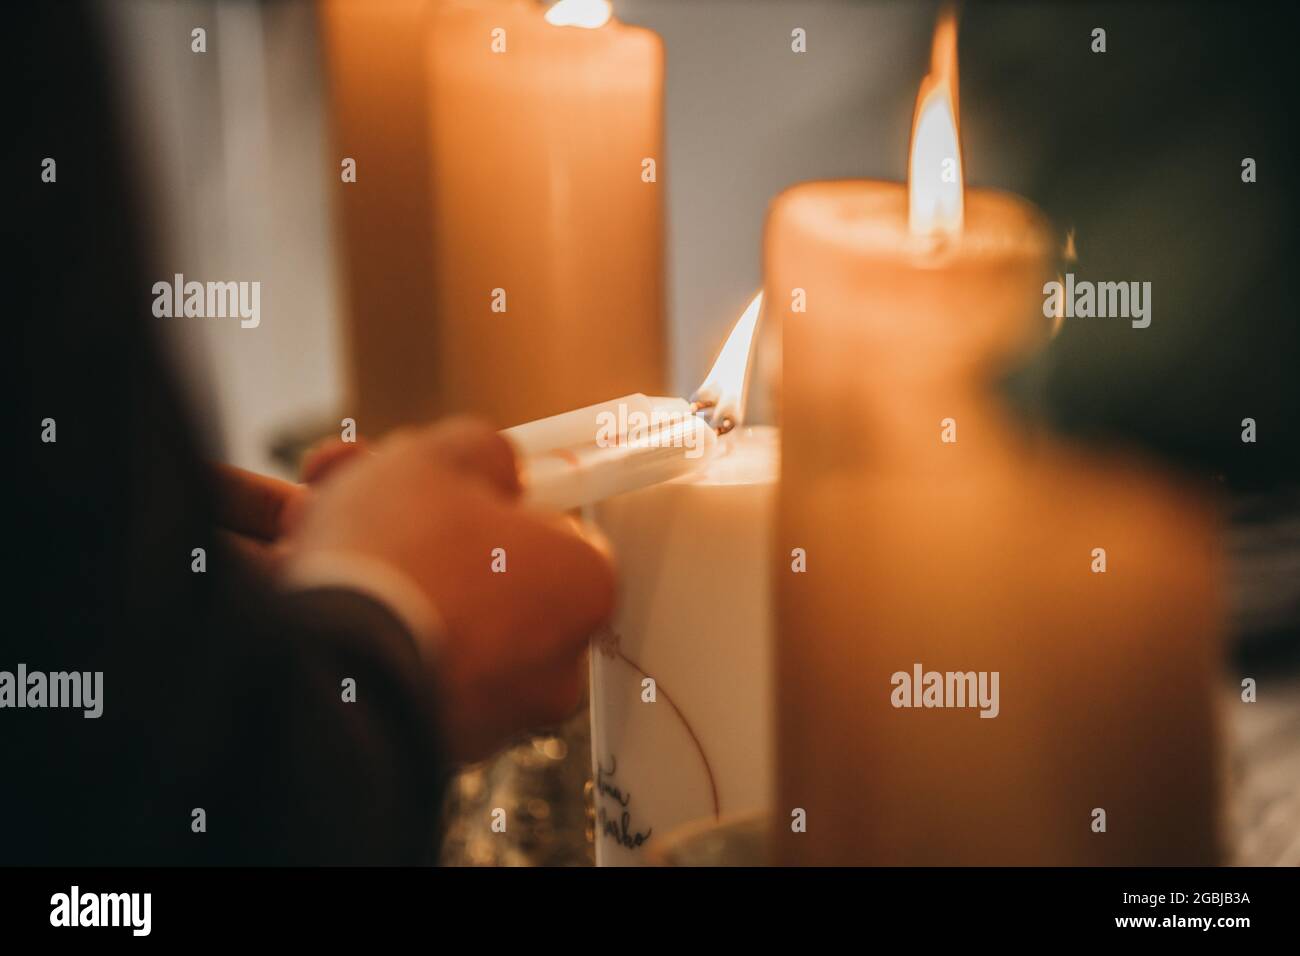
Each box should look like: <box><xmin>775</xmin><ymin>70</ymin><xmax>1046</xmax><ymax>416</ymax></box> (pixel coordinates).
<box><xmin>689</xmin><ymin>397</ymin><xmax>736</xmax><ymax>434</ymax></box>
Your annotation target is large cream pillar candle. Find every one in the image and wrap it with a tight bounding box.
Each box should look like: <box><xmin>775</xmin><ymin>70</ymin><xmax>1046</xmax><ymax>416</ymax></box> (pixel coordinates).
<box><xmin>426</xmin><ymin>0</ymin><xmax>666</xmax><ymax>428</ymax></box>
<box><xmin>770</xmin><ymin>21</ymin><xmax>1221</xmax><ymax>865</ymax></box>
<box><xmin>320</xmin><ymin>0</ymin><xmax>441</xmax><ymax>436</ymax></box>
<box><xmin>590</xmin><ymin>426</ymin><xmax>777</xmax><ymax>866</ymax></box>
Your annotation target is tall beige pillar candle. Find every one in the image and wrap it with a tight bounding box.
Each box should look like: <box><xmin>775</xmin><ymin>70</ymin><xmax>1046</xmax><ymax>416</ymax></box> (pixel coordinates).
<box><xmin>770</xmin><ymin>17</ymin><xmax>1221</xmax><ymax>865</ymax></box>
<box><xmin>426</xmin><ymin>0</ymin><xmax>666</xmax><ymax>428</ymax></box>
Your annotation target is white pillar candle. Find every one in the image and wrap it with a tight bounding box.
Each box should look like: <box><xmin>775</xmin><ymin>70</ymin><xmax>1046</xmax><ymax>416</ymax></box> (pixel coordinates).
<box><xmin>589</xmin><ymin>426</ymin><xmax>778</xmax><ymax>865</ymax></box>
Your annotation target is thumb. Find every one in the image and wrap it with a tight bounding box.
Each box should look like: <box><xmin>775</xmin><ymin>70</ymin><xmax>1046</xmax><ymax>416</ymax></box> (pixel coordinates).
<box><xmin>420</xmin><ymin>417</ymin><xmax>522</xmax><ymax>499</ymax></box>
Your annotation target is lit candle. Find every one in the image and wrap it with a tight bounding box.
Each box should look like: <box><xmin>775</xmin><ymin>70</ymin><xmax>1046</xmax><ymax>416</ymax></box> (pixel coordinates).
<box><xmin>590</xmin><ymin>294</ymin><xmax>777</xmax><ymax>866</ymax></box>
<box><xmin>770</xmin><ymin>13</ymin><xmax>1221</xmax><ymax>865</ymax></box>
<box><xmin>426</xmin><ymin>0</ymin><xmax>667</xmax><ymax>427</ymax></box>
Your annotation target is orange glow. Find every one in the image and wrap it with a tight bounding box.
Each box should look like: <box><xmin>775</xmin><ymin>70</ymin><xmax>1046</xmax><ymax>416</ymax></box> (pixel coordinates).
<box><xmin>1051</xmin><ymin>231</ymin><xmax>1077</xmax><ymax>338</ymax></box>
<box><xmin>694</xmin><ymin>291</ymin><xmax>763</xmax><ymax>430</ymax></box>
<box><xmin>908</xmin><ymin>10</ymin><xmax>964</xmax><ymax>237</ymax></box>
<box><xmin>544</xmin><ymin>0</ymin><xmax>612</xmax><ymax>29</ymax></box>
<box><xmin>1049</xmin><ymin>274</ymin><xmax>1065</xmax><ymax>338</ymax></box>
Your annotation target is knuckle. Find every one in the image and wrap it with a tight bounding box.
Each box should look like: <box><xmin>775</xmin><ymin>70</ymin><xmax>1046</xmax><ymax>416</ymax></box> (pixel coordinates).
<box><xmin>435</xmin><ymin>415</ymin><xmax>498</xmax><ymax>449</ymax></box>
<box><xmin>383</xmin><ymin>426</ymin><xmax>420</xmax><ymax>454</ymax></box>
<box><xmin>430</xmin><ymin>418</ymin><xmax>520</xmax><ymax>490</ymax></box>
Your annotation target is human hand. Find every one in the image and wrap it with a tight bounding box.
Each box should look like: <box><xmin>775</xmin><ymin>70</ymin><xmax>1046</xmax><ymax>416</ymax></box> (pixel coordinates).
<box><xmin>287</xmin><ymin>418</ymin><xmax>616</xmax><ymax>762</ymax></box>
<box><xmin>208</xmin><ymin>438</ymin><xmax>370</xmax><ymax>574</ymax></box>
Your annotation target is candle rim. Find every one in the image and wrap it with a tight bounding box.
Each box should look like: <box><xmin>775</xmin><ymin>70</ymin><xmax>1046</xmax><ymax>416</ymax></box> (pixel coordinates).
<box><xmin>770</xmin><ymin>179</ymin><xmax>1052</xmax><ymax>264</ymax></box>
<box><xmin>670</xmin><ymin>425</ymin><xmax>779</xmax><ymax>488</ymax></box>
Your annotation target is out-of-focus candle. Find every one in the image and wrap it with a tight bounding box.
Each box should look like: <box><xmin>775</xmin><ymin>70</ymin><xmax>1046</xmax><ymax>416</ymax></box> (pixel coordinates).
<box><xmin>426</xmin><ymin>0</ymin><xmax>667</xmax><ymax>428</ymax></box>
<box><xmin>769</xmin><ymin>15</ymin><xmax>1221</xmax><ymax>865</ymax></box>
<box><xmin>320</xmin><ymin>0</ymin><xmax>442</xmax><ymax>435</ymax></box>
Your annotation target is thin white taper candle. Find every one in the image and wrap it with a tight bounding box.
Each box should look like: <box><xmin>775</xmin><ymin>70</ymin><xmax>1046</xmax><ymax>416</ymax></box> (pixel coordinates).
<box><xmin>506</xmin><ymin>399</ymin><xmax>716</xmax><ymax>511</ymax></box>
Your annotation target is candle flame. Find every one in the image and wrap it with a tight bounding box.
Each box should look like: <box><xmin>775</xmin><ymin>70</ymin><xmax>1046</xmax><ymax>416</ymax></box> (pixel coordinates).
<box><xmin>692</xmin><ymin>291</ymin><xmax>764</xmax><ymax>433</ymax></box>
<box><xmin>908</xmin><ymin>10</ymin><xmax>964</xmax><ymax>237</ymax></box>
<box><xmin>544</xmin><ymin>0</ymin><xmax>612</xmax><ymax>29</ymax></box>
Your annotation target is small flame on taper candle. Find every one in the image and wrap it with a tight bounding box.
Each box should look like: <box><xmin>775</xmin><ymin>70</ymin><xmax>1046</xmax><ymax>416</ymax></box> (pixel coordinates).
<box><xmin>544</xmin><ymin>0</ymin><xmax>612</xmax><ymax>29</ymax></box>
<box><xmin>908</xmin><ymin>9</ymin><xmax>964</xmax><ymax>238</ymax></box>
<box><xmin>691</xmin><ymin>291</ymin><xmax>764</xmax><ymax>435</ymax></box>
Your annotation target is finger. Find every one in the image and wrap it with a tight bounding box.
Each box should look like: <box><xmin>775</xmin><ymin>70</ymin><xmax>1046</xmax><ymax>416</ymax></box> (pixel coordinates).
<box><xmin>521</xmin><ymin>652</ymin><xmax>589</xmax><ymax>728</ymax></box>
<box><xmin>218</xmin><ymin>529</ymin><xmax>279</xmax><ymax>574</ymax></box>
<box><xmin>473</xmin><ymin>650</ymin><xmax>588</xmax><ymax>742</ymax></box>
<box><xmin>506</xmin><ymin>511</ymin><xmax>617</xmax><ymax>653</ymax></box>
<box><xmin>279</xmin><ymin>491</ymin><xmax>311</xmax><ymax>538</ymax></box>
<box><xmin>300</xmin><ymin>437</ymin><xmax>371</xmax><ymax>485</ymax></box>
<box><xmin>209</xmin><ymin>463</ymin><xmax>306</xmax><ymax>541</ymax></box>
<box><xmin>422</xmin><ymin>417</ymin><xmax>521</xmax><ymax>499</ymax></box>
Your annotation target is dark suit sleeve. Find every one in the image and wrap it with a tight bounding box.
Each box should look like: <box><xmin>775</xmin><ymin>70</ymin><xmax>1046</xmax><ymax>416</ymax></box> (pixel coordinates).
<box><xmin>174</xmin><ymin>587</ymin><xmax>454</xmax><ymax>865</ymax></box>
<box><xmin>7</xmin><ymin>3</ymin><xmax>450</xmax><ymax>864</ymax></box>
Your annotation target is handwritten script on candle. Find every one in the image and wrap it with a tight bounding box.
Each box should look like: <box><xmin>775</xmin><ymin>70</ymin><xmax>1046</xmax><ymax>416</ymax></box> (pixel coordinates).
<box><xmin>596</xmin><ymin>756</ymin><xmax>652</xmax><ymax>850</ymax></box>
<box><xmin>592</xmin><ymin>625</ymin><xmax>722</xmax><ymax>820</ymax></box>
